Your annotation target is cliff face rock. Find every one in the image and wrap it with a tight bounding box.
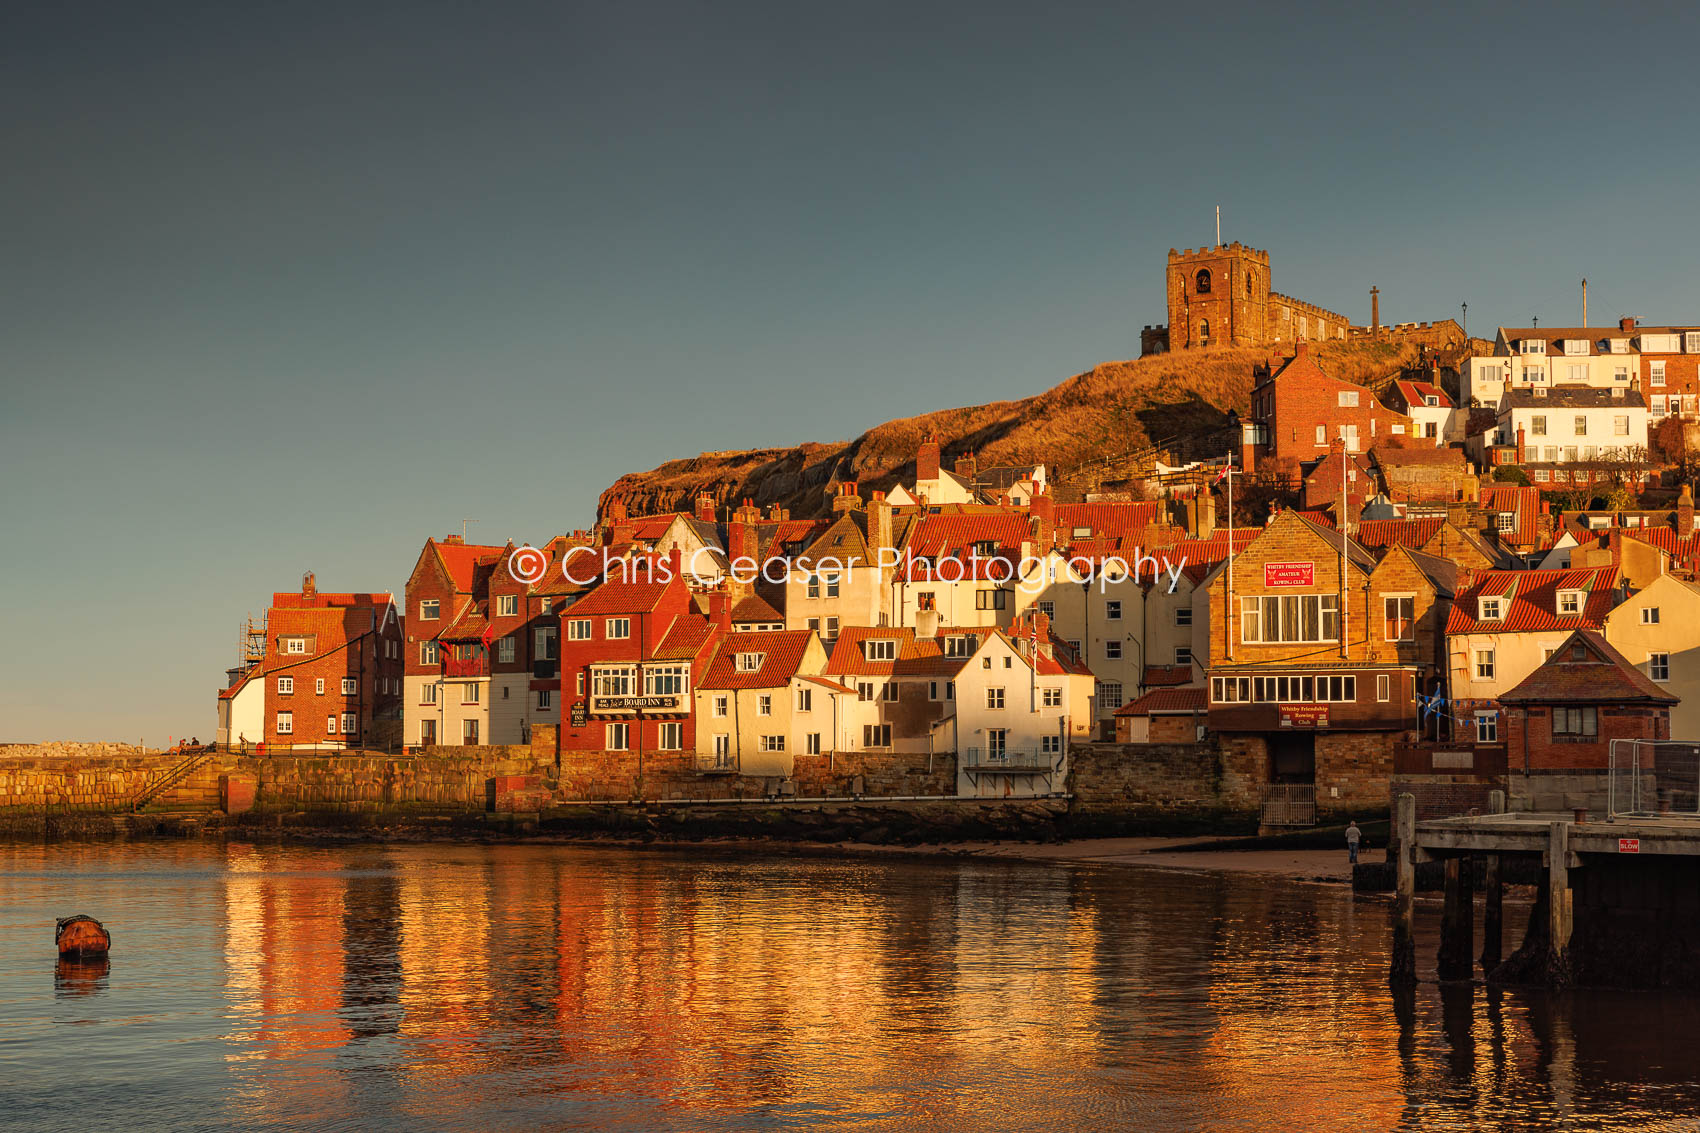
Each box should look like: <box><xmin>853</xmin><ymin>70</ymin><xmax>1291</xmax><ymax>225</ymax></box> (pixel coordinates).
<box><xmin>598</xmin><ymin>340</ymin><xmax>1423</xmax><ymax>521</ymax></box>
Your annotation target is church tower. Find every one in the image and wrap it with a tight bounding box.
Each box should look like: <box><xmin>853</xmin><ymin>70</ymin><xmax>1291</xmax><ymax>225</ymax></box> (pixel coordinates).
<box><xmin>1164</xmin><ymin>243</ymin><xmax>1271</xmax><ymax>350</ymax></box>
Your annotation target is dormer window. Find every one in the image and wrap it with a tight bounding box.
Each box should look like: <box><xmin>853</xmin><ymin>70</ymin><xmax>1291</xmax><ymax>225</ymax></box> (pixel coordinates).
<box><xmin>1533</xmin><ymin>387</ymin><xmax>1547</xmax><ymax>397</ymax></box>
<box><xmin>1479</xmin><ymin>596</ymin><xmax>1504</xmax><ymax>620</ymax></box>
<box><xmin>1495</xmin><ymin>513</ymin><xmax>1515</xmax><ymax>532</ymax></box>
<box><xmin>1071</xmin><ymin>526</ymin><xmax>1092</xmax><ymax>539</ymax></box>
<box><xmin>1610</xmin><ymin>338</ymin><xmax>1629</xmax><ymax>354</ymax></box>
<box><xmin>1558</xmin><ymin>589</ymin><xmax>1583</xmax><ymax>616</ymax></box>
<box><xmin>973</xmin><ymin>540</ymin><xmax>998</xmax><ymax>558</ymax></box>
<box><xmin>943</xmin><ymin>635</ymin><xmax>973</xmax><ymax>657</ymax></box>
<box><xmin>1687</xmin><ymin>332</ymin><xmax>1700</xmax><ymax>354</ymax></box>
<box><xmin>1424</xmin><ymin>395</ymin><xmax>1439</xmax><ymax>407</ymax></box>
<box><xmin>734</xmin><ymin>652</ymin><xmax>765</xmax><ymax>672</ymax></box>
<box><xmin>1563</xmin><ymin>339</ymin><xmax>1589</xmax><ymax>356</ymax></box>
<box><xmin>1519</xmin><ymin>339</ymin><xmax>1547</xmax><ymax>355</ymax></box>
<box><xmin>864</xmin><ymin>639</ymin><xmax>896</xmax><ymax>661</ymax></box>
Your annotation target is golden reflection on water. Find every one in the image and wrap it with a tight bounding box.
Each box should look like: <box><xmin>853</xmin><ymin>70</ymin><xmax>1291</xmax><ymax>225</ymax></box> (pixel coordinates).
<box><xmin>5</xmin><ymin>841</ymin><xmax>1700</xmax><ymax>1131</ymax></box>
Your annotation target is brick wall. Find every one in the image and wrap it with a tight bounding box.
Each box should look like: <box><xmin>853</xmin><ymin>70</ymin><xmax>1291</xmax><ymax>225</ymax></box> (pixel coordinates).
<box><xmin>1506</xmin><ymin>704</ymin><xmax>1669</xmax><ymax>771</ymax></box>
<box><xmin>1389</xmin><ymin>775</ymin><xmax>1501</xmax><ymax>821</ymax></box>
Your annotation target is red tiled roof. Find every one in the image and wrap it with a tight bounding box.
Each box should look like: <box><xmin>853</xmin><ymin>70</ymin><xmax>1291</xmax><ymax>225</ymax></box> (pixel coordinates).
<box><xmin>651</xmin><ymin>614</ymin><xmax>719</xmax><ymax>660</ymax></box>
<box><xmin>798</xmin><ymin>674</ymin><xmax>858</xmax><ymax>696</ymax></box>
<box><xmin>1393</xmin><ymin>379</ymin><xmax>1454</xmax><ymax>410</ymax></box>
<box><xmin>1445</xmin><ymin>567</ymin><xmax>1618</xmax><ymax>634</ymax></box>
<box><xmin>700</xmin><ymin>630</ymin><xmax>815</xmax><ymax>690</ymax></box>
<box><xmin>567</xmin><ymin>560</ymin><xmax>677</xmax><ymax>615</ymax></box>
<box><xmin>1480</xmin><ymin>485</ymin><xmax>1542</xmax><ymax>546</ymax></box>
<box><xmin>730</xmin><ymin>595</ymin><xmax>783</xmax><ymax>623</ymax></box>
<box><xmin>1143</xmin><ymin>665</ymin><xmax>1192</xmax><ymax>687</ymax></box>
<box><xmin>825</xmin><ymin>626</ymin><xmax>974</xmax><ymax>678</ymax></box>
<box><xmin>434</xmin><ymin>541</ymin><xmax>509</xmax><ymax>591</ymax></box>
<box><xmin>898</xmin><ymin>513</ymin><xmax>1030</xmax><ymax>580</ymax></box>
<box><xmin>1357</xmin><ymin>517</ymin><xmax>1446</xmax><ymax>549</ymax></box>
<box><xmin>1499</xmin><ymin>630</ymin><xmax>1676</xmax><ymax>705</ymax></box>
<box><xmin>272</xmin><ymin>591</ymin><xmax>393</xmax><ymax>609</ymax></box>
<box><xmin>1054</xmin><ymin>502</ymin><xmax>1161</xmax><ymax>547</ymax></box>
<box><xmin>1294</xmin><ymin>509</ymin><xmax>1337</xmax><ymax>529</ymax></box>
<box><xmin>1115</xmin><ymin>687</ymin><xmax>1206</xmax><ymax>715</ymax></box>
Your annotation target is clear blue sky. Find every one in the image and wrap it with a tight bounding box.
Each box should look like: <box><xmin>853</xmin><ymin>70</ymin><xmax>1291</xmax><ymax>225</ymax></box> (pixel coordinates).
<box><xmin>5</xmin><ymin>1</ymin><xmax>1699</xmax><ymax>742</ymax></box>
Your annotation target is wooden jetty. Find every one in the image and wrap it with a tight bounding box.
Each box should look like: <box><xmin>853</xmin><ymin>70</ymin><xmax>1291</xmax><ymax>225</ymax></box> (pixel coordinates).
<box><xmin>1393</xmin><ymin>791</ymin><xmax>1700</xmax><ymax>988</ymax></box>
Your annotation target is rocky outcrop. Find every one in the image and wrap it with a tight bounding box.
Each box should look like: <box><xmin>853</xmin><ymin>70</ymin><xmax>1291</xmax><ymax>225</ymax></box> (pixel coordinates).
<box><xmin>598</xmin><ymin>340</ymin><xmax>1427</xmax><ymax>521</ymax></box>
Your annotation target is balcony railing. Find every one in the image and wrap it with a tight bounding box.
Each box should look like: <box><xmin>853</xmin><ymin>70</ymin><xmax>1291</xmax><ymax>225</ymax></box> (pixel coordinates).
<box><xmin>962</xmin><ymin>747</ymin><xmax>1059</xmax><ymax>773</ymax></box>
<box><xmin>695</xmin><ymin>753</ymin><xmax>739</xmax><ymax>775</ymax></box>
<box><xmin>443</xmin><ymin>656</ymin><xmax>490</xmax><ymax>678</ymax></box>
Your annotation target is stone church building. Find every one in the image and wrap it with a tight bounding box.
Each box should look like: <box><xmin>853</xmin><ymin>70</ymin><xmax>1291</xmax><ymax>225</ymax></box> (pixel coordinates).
<box><xmin>1141</xmin><ymin>242</ymin><xmax>1351</xmax><ymax>355</ymax></box>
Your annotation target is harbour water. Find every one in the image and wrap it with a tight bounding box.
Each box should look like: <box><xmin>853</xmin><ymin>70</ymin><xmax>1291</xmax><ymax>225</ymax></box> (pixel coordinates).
<box><xmin>3</xmin><ymin>841</ymin><xmax>1697</xmax><ymax>1131</ymax></box>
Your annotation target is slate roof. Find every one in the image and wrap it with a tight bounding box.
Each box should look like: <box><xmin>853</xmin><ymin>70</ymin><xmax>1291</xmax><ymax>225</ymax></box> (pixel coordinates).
<box><xmin>1499</xmin><ymin>630</ymin><xmax>1676</xmax><ymax>705</ymax></box>
<box><xmin>1502</xmin><ymin>386</ymin><xmax>1647</xmax><ymax>409</ymax></box>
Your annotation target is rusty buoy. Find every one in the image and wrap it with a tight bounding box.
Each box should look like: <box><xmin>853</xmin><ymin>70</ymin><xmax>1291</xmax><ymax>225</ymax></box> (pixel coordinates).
<box><xmin>56</xmin><ymin>915</ymin><xmax>110</xmax><ymax>957</ymax></box>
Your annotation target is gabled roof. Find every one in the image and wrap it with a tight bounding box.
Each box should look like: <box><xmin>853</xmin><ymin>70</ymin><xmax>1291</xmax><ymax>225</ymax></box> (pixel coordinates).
<box><xmin>794</xmin><ymin>510</ymin><xmax>877</xmax><ymax>569</ymax></box>
<box><xmin>1479</xmin><ymin>485</ymin><xmax>1543</xmax><ymax>547</ymax></box>
<box><xmin>1396</xmin><ymin>545</ymin><xmax>1459</xmax><ymax>599</ymax></box>
<box><xmin>730</xmin><ymin>595</ymin><xmax>784</xmax><ymax>624</ymax></box>
<box><xmin>650</xmin><ymin>614</ymin><xmax>719</xmax><ymax>660</ymax></box>
<box><xmin>1357</xmin><ymin>517</ymin><xmax>1445</xmax><ymax>550</ymax></box>
<box><xmin>1392</xmin><ymin>379</ymin><xmax>1454</xmax><ymax>410</ymax></box>
<box><xmin>1142</xmin><ymin>665</ymin><xmax>1193</xmax><ymax>688</ymax></box>
<box><xmin>567</xmin><ymin>560</ymin><xmax>677</xmax><ymax>616</ymax></box>
<box><xmin>825</xmin><ymin>626</ymin><xmax>974</xmax><ymax>678</ymax></box>
<box><xmin>1445</xmin><ymin>566</ymin><xmax>1618</xmax><ymax>634</ymax></box>
<box><xmin>432</xmin><ymin>540</ymin><xmax>509</xmax><ymax>592</ymax></box>
<box><xmin>1115</xmin><ymin>687</ymin><xmax>1207</xmax><ymax>715</ymax></box>
<box><xmin>700</xmin><ymin>630</ymin><xmax>816</xmax><ymax>690</ymax></box>
<box><xmin>897</xmin><ymin>513</ymin><xmax>1029</xmax><ymax>581</ymax></box>
<box><xmin>1499</xmin><ymin>630</ymin><xmax>1676</xmax><ymax>705</ymax></box>
<box><xmin>1290</xmin><ymin>511</ymin><xmax>1378</xmax><ymax>574</ymax></box>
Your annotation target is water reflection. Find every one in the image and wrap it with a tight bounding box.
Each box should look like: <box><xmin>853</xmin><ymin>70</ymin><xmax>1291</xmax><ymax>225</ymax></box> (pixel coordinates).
<box><xmin>54</xmin><ymin>955</ymin><xmax>108</xmax><ymax>998</ymax></box>
<box><xmin>2</xmin><ymin>842</ymin><xmax>1699</xmax><ymax>1131</ymax></box>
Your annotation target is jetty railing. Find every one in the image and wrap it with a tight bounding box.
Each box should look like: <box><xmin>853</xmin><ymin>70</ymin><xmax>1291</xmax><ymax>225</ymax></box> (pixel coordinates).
<box><xmin>1608</xmin><ymin>740</ymin><xmax>1700</xmax><ymax>818</ymax></box>
<box><xmin>1260</xmin><ymin>783</ymin><xmax>1317</xmax><ymax>827</ymax></box>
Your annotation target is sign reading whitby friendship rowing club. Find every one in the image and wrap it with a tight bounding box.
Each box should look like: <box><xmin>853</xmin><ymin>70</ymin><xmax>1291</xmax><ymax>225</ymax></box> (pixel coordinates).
<box><xmin>1263</xmin><ymin>561</ymin><xmax>1316</xmax><ymax>588</ymax></box>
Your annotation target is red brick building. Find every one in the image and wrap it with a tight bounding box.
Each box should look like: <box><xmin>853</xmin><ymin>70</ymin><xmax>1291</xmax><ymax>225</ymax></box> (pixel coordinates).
<box><xmin>556</xmin><ymin>549</ymin><xmax>725</xmax><ymax>759</ymax></box>
<box><xmin>1245</xmin><ymin>342</ymin><xmax>1412</xmax><ymax>471</ymax></box>
<box><xmin>219</xmin><ymin>572</ymin><xmax>403</xmax><ymax>749</ymax></box>
<box><xmin>1499</xmin><ymin>630</ymin><xmax>1674</xmax><ymax>771</ymax></box>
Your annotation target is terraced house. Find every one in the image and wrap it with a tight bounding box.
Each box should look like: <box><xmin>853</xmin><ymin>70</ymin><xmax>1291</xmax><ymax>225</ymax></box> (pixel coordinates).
<box><xmin>219</xmin><ymin>572</ymin><xmax>403</xmax><ymax>750</ymax></box>
<box><xmin>556</xmin><ymin>550</ymin><xmax>723</xmax><ymax>761</ymax></box>
<box><xmin>402</xmin><ymin>534</ymin><xmax>509</xmax><ymax>747</ymax></box>
<box><xmin>693</xmin><ymin>629</ymin><xmax>845</xmax><ymax>775</ymax></box>
<box><xmin>1444</xmin><ymin>566</ymin><xmax>1622</xmax><ymax>751</ymax></box>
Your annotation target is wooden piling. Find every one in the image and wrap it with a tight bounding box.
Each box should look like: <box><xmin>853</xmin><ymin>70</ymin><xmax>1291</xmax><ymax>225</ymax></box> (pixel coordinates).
<box><xmin>1438</xmin><ymin>854</ymin><xmax>1475</xmax><ymax>982</ymax></box>
<box><xmin>1391</xmin><ymin>792</ymin><xmax>1417</xmax><ymax>986</ymax></box>
<box><xmin>1547</xmin><ymin>821</ymin><xmax>1573</xmax><ymax>985</ymax></box>
<box><xmin>1481</xmin><ymin>789</ymin><xmax>1505</xmax><ymax>972</ymax></box>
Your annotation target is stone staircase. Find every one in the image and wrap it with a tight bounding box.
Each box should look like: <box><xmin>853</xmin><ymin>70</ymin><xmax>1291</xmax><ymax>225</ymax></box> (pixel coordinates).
<box><xmin>136</xmin><ymin>755</ymin><xmax>225</xmax><ymax>813</ymax></box>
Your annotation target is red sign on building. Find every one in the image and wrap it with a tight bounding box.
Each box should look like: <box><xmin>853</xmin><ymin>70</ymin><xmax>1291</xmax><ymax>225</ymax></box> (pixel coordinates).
<box><xmin>1265</xmin><ymin>561</ymin><xmax>1315</xmax><ymax>588</ymax></box>
<box><xmin>1619</xmin><ymin>838</ymin><xmax>1641</xmax><ymax>854</ymax></box>
<box><xmin>1279</xmin><ymin>704</ymin><xmax>1330</xmax><ymax>728</ymax></box>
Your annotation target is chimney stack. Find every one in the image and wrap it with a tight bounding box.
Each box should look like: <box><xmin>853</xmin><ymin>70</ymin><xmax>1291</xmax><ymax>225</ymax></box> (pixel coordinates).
<box><xmin>1371</xmin><ymin>285</ymin><xmax>1380</xmax><ymax>331</ymax></box>
<box><xmin>1029</xmin><ymin>487</ymin><xmax>1056</xmax><ymax>550</ymax></box>
<box><xmin>302</xmin><ymin>571</ymin><xmax>316</xmax><ymax>598</ymax></box>
<box><xmin>917</xmin><ymin>435</ymin><xmax>941</xmax><ymax>482</ymax></box>
<box><xmin>1681</xmin><ymin>483</ymin><xmax>1695</xmax><ymax>537</ymax></box>
<box><xmin>954</xmin><ymin>451</ymin><xmax>978</xmax><ymax>480</ymax></box>
<box><xmin>871</xmin><ymin>490</ymin><xmax>893</xmax><ymax>559</ymax></box>
<box><xmin>1620</xmin><ymin>316</ymin><xmax>1637</xmax><ymax>334</ymax></box>
<box><xmin>694</xmin><ymin>492</ymin><xmax>716</xmax><ymax>522</ymax></box>
<box><xmin>1516</xmin><ymin>426</ymin><xmax>1525</xmax><ymax>464</ymax></box>
<box><xmin>707</xmin><ymin>588</ymin><xmax>731</xmax><ymax>631</ymax></box>
<box><xmin>832</xmin><ymin>481</ymin><xmax>863</xmax><ymax>513</ymax></box>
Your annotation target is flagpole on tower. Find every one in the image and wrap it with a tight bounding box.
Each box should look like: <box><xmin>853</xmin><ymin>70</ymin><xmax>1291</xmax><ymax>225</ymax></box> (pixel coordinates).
<box><xmin>1216</xmin><ymin>205</ymin><xmax>1221</xmax><ymax>246</ymax></box>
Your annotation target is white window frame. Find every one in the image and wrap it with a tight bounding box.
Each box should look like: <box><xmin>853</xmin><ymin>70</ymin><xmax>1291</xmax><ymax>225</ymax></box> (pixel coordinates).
<box><xmin>567</xmin><ymin>619</ymin><xmax>592</xmax><ymax>640</ymax></box>
<box><xmin>497</xmin><ymin>594</ymin><xmax>518</xmax><ymax>618</ymax></box>
<box><xmin>342</xmin><ymin>677</ymin><xmax>357</xmax><ymax>695</ymax></box>
<box><xmin>605</xmin><ymin>722</ymin><xmax>629</xmax><ymax>751</ymax></box>
<box><xmin>1651</xmin><ymin>652</ymin><xmax>1671</xmax><ymax>683</ymax></box>
<box><xmin>657</xmin><ymin>721</ymin><xmax>683</xmax><ymax>751</ymax></box>
<box><xmin>1475</xmin><ymin>712</ymin><xmax>1498</xmax><ymax>744</ymax></box>
<box><xmin>277</xmin><ymin>676</ymin><xmax>294</xmax><ymax>695</ymax></box>
<box><xmin>276</xmin><ymin>711</ymin><xmax>293</xmax><ymax>735</ymax></box>
<box><xmin>986</xmin><ymin>687</ymin><xmax>1005</xmax><ymax>709</ymax></box>
<box><xmin>605</xmin><ymin>618</ymin><xmax>631</xmax><ymax>640</ymax></box>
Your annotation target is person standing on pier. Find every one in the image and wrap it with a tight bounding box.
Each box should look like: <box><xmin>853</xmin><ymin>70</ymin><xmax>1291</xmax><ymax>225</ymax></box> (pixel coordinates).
<box><xmin>1345</xmin><ymin>820</ymin><xmax>1361</xmax><ymax>865</ymax></box>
